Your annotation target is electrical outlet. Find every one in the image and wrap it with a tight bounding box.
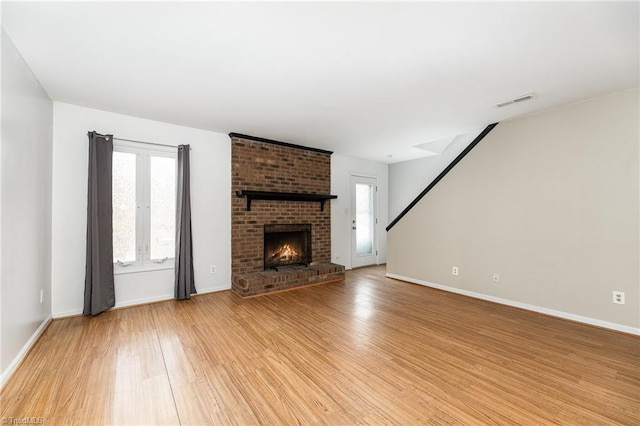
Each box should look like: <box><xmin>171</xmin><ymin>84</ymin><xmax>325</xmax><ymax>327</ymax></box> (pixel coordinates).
<box><xmin>612</xmin><ymin>291</ymin><xmax>625</xmax><ymax>305</ymax></box>
<box><xmin>452</xmin><ymin>266</ymin><xmax>459</xmax><ymax>276</ymax></box>
<box><xmin>40</xmin><ymin>289</ymin><xmax>44</xmax><ymax>304</ymax></box>
<box><xmin>210</xmin><ymin>265</ymin><xmax>216</xmax><ymax>274</ymax></box>
<box><xmin>493</xmin><ymin>273</ymin><xmax>500</xmax><ymax>283</ymax></box>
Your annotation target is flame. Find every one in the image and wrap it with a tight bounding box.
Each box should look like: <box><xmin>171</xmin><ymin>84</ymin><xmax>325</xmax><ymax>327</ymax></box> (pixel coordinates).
<box><xmin>270</xmin><ymin>244</ymin><xmax>299</xmax><ymax>262</ymax></box>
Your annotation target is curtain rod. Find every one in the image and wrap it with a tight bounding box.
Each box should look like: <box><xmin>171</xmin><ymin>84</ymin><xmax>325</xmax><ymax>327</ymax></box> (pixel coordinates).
<box><xmin>113</xmin><ymin>137</ymin><xmax>191</xmax><ymax>150</ymax></box>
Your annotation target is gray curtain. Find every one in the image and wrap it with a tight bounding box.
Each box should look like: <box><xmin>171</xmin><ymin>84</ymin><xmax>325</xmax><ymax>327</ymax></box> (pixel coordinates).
<box><xmin>175</xmin><ymin>145</ymin><xmax>196</xmax><ymax>299</ymax></box>
<box><xmin>83</xmin><ymin>131</ymin><xmax>115</xmax><ymax>315</ymax></box>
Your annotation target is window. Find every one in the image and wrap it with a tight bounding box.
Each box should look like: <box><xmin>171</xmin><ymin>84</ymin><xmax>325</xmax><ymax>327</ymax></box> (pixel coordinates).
<box><xmin>112</xmin><ymin>142</ymin><xmax>177</xmax><ymax>273</ymax></box>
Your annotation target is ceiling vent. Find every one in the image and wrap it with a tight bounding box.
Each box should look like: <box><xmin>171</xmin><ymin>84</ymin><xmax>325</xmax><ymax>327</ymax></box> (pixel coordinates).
<box><xmin>496</xmin><ymin>93</ymin><xmax>535</xmax><ymax>108</ymax></box>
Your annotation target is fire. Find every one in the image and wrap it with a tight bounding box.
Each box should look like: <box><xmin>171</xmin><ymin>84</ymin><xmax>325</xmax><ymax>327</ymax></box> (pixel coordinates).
<box><xmin>270</xmin><ymin>244</ymin><xmax>299</xmax><ymax>262</ymax></box>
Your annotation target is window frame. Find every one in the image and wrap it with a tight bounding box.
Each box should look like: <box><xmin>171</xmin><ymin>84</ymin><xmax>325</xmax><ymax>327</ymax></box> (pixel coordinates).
<box><xmin>112</xmin><ymin>141</ymin><xmax>177</xmax><ymax>275</ymax></box>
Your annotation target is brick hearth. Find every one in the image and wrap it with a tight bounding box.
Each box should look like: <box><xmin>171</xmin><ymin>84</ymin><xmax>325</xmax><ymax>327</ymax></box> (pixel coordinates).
<box><xmin>232</xmin><ymin>263</ymin><xmax>345</xmax><ymax>297</ymax></box>
<box><xmin>230</xmin><ymin>134</ymin><xmax>345</xmax><ymax>296</ymax></box>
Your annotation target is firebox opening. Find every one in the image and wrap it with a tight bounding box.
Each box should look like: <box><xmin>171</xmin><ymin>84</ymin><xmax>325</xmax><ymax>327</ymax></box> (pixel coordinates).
<box><xmin>264</xmin><ymin>224</ymin><xmax>312</xmax><ymax>270</ymax></box>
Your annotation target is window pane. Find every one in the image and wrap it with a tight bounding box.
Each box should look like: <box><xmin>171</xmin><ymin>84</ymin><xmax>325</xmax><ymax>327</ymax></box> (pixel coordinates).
<box><xmin>113</xmin><ymin>152</ymin><xmax>137</xmax><ymax>263</ymax></box>
<box><xmin>150</xmin><ymin>156</ymin><xmax>176</xmax><ymax>260</ymax></box>
<box><xmin>355</xmin><ymin>183</ymin><xmax>374</xmax><ymax>256</ymax></box>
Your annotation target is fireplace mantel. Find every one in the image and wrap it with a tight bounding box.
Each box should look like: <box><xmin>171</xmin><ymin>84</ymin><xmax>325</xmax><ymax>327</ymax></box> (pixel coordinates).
<box><xmin>235</xmin><ymin>190</ymin><xmax>338</xmax><ymax>211</ymax></box>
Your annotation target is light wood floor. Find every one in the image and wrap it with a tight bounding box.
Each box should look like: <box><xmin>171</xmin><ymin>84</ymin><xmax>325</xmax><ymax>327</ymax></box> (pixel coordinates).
<box><xmin>2</xmin><ymin>266</ymin><xmax>638</xmax><ymax>425</ymax></box>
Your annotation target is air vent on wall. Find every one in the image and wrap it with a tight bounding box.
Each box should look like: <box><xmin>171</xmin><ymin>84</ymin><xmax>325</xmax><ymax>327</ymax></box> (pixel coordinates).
<box><xmin>496</xmin><ymin>93</ymin><xmax>535</xmax><ymax>108</ymax></box>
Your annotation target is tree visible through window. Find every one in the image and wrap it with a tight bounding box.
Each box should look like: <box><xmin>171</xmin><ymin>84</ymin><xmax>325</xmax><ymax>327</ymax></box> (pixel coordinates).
<box><xmin>150</xmin><ymin>156</ymin><xmax>176</xmax><ymax>260</ymax></box>
<box><xmin>112</xmin><ymin>144</ymin><xmax>176</xmax><ymax>271</ymax></box>
<box><xmin>113</xmin><ymin>151</ymin><xmax>137</xmax><ymax>263</ymax></box>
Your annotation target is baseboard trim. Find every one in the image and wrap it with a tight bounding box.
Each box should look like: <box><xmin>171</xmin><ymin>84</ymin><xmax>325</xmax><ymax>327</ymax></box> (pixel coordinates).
<box><xmin>1</xmin><ymin>315</ymin><xmax>52</xmax><ymax>389</ymax></box>
<box><xmin>52</xmin><ymin>309</ymin><xmax>83</xmax><ymax>319</ymax></box>
<box><xmin>196</xmin><ymin>285</ymin><xmax>232</xmax><ymax>296</ymax></box>
<box><xmin>52</xmin><ymin>285</ymin><xmax>232</xmax><ymax>319</ymax></box>
<box><xmin>385</xmin><ymin>273</ymin><xmax>640</xmax><ymax>336</ymax></box>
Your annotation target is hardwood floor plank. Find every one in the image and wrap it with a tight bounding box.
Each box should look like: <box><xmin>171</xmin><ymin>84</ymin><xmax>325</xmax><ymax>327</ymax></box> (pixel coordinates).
<box><xmin>2</xmin><ymin>266</ymin><xmax>638</xmax><ymax>425</ymax></box>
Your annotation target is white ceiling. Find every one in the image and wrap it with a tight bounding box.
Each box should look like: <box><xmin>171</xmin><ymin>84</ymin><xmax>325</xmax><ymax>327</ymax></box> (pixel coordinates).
<box><xmin>3</xmin><ymin>1</ymin><xmax>638</xmax><ymax>163</ymax></box>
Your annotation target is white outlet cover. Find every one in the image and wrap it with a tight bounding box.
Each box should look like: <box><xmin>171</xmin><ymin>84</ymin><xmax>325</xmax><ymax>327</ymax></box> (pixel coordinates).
<box><xmin>452</xmin><ymin>266</ymin><xmax>459</xmax><ymax>276</ymax></box>
<box><xmin>612</xmin><ymin>291</ymin><xmax>625</xmax><ymax>305</ymax></box>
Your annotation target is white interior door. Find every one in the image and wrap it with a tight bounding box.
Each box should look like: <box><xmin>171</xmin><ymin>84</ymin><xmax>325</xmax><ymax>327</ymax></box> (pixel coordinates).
<box><xmin>351</xmin><ymin>175</ymin><xmax>378</xmax><ymax>268</ymax></box>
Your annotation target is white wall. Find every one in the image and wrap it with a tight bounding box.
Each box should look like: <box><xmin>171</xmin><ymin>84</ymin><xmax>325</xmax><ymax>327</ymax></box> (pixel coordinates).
<box><xmin>331</xmin><ymin>154</ymin><xmax>388</xmax><ymax>269</ymax></box>
<box><xmin>52</xmin><ymin>103</ymin><xmax>231</xmax><ymax>317</ymax></box>
<box><xmin>389</xmin><ymin>130</ymin><xmax>482</xmax><ymax>220</ymax></box>
<box><xmin>1</xmin><ymin>19</ymin><xmax>3</xmax><ymax>385</ymax></box>
<box><xmin>387</xmin><ymin>89</ymin><xmax>639</xmax><ymax>333</ymax></box>
<box><xmin>1</xmin><ymin>30</ymin><xmax>53</xmax><ymax>380</ymax></box>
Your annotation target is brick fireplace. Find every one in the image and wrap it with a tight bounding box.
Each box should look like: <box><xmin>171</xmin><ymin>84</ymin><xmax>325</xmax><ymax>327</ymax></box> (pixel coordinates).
<box><xmin>230</xmin><ymin>133</ymin><xmax>345</xmax><ymax>296</ymax></box>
